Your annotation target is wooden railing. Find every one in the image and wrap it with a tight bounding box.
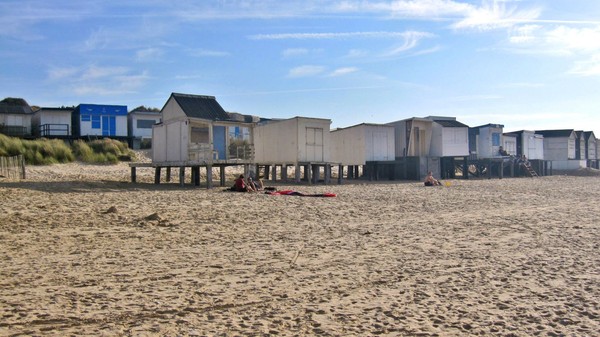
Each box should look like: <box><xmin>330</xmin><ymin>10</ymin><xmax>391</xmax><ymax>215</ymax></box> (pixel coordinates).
<box><xmin>0</xmin><ymin>155</ymin><xmax>26</xmax><ymax>180</ymax></box>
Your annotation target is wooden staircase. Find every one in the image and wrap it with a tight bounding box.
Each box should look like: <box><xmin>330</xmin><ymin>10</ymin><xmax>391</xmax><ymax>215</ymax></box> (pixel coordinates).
<box><xmin>523</xmin><ymin>162</ymin><xmax>538</xmax><ymax>177</ymax></box>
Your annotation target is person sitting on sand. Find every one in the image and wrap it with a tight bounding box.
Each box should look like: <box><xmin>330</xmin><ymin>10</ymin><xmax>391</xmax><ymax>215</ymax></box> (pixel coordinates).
<box><xmin>232</xmin><ymin>174</ymin><xmax>249</xmax><ymax>192</ymax></box>
<box><xmin>424</xmin><ymin>171</ymin><xmax>441</xmax><ymax>186</ymax></box>
<box><xmin>247</xmin><ymin>176</ymin><xmax>263</xmax><ymax>191</ymax></box>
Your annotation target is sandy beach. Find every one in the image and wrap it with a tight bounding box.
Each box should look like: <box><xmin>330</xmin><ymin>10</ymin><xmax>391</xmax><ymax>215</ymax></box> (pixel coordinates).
<box><xmin>1</xmin><ymin>162</ymin><xmax>599</xmax><ymax>336</ymax></box>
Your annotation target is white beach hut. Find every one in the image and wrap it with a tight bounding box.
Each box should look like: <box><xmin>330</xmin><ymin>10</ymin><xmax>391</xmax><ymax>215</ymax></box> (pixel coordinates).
<box><xmin>583</xmin><ymin>131</ymin><xmax>597</xmax><ymax>167</ymax></box>
<box><xmin>253</xmin><ymin>116</ymin><xmax>333</xmax><ymax>182</ymax></box>
<box><xmin>503</xmin><ymin>130</ymin><xmax>544</xmax><ymax>160</ymax></box>
<box><xmin>152</xmin><ymin>93</ymin><xmax>258</xmax><ymax>163</ymax></box>
<box><xmin>128</xmin><ymin>109</ymin><xmax>161</xmax><ymax>141</ymax></box>
<box><xmin>330</xmin><ymin>123</ymin><xmax>395</xmax><ymax>165</ymax></box>
<box><xmin>469</xmin><ymin>124</ymin><xmax>505</xmax><ymax>159</ymax></box>
<box><xmin>535</xmin><ymin>129</ymin><xmax>582</xmax><ymax>169</ymax></box>
<box><xmin>386</xmin><ymin>117</ymin><xmax>433</xmax><ymax>157</ymax></box>
<box><xmin>32</xmin><ymin>107</ymin><xmax>73</xmax><ymax>137</ymax></box>
<box><xmin>426</xmin><ymin>116</ymin><xmax>470</xmax><ymax>157</ymax></box>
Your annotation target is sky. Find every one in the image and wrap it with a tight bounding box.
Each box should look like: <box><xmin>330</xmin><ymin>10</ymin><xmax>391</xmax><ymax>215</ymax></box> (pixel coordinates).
<box><xmin>1</xmin><ymin>0</ymin><xmax>599</xmax><ymax>132</ymax></box>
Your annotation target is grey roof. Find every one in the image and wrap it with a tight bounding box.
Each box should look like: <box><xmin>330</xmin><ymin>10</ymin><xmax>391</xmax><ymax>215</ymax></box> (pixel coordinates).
<box><xmin>36</xmin><ymin>107</ymin><xmax>73</xmax><ymax>114</ymax></box>
<box><xmin>170</xmin><ymin>93</ymin><xmax>230</xmax><ymax>121</ymax></box>
<box><xmin>433</xmin><ymin>119</ymin><xmax>469</xmax><ymax>128</ymax></box>
<box><xmin>472</xmin><ymin>123</ymin><xmax>504</xmax><ymax>129</ymax></box>
<box><xmin>0</xmin><ymin>98</ymin><xmax>33</xmax><ymax>115</ymax></box>
<box><xmin>535</xmin><ymin>129</ymin><xmax>574</xmax><ymax>138</ymax></box>
<box><xmin>583</xmin><ymin>131</ymin><xmax>596</xmax><ymax>141</ymax></box>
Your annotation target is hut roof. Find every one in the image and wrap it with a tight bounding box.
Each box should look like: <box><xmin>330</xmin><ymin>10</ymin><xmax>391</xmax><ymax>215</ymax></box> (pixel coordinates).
<box><xmin>0</xmin><ymin>97</ymin><xmax>33</xmax><ymax>115</ymax></box>
<box><xmin>535</xmin><ymin>129</ymin><xmax>575</xmax><ymax>138</ymax></box>
<box><xmin>583</xmin><ymin>131</ymin><xmax>596</xmax><ymax>141</ymax></box>
<box><xmin>169</xmin><ymin>93</ymin><xmax>230</xmax><ymax>121</ymax></box>
<box><xmin>432</xmin><ymin>119</ymin><xmax>469</xmax><ymax>128</ymax></box>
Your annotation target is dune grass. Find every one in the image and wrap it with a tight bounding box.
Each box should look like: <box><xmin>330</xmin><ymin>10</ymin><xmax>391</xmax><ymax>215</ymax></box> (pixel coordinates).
<box><xmin>0</xmin><ymin>134</ymin><xmax>135</xmax><ymax>165</ymax></box>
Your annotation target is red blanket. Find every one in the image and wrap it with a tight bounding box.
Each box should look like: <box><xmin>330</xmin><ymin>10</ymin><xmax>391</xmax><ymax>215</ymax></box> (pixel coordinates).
<box><xmin>266</xmin><ymin>190</ymin><xmax>336</xmax><ymax>197</ymax></box>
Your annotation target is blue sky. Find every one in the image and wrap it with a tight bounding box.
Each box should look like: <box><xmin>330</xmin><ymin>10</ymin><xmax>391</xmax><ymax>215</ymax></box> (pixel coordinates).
<box><xmin>1</xmin><ymin>0</ymin><xmax>599</xmax><ymax>132</ymax></box>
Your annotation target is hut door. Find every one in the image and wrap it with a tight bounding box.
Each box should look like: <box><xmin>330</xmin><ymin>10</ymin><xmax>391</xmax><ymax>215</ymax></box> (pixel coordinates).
<box><xmin>213</xmin><ymin>126</ymin><xmax>226</xmax><ymax>160</ymax></box>
<box><xmin>306</xmin><ymin>127</ymin><xmax>324</xmax><ymax>162</ymax></box>
<box><xmin>371</xmin><ymin>132</ymin><xmax>389</xmax><ymax>161</ymax></box>
<box><xmin>101</xmin><ymin>116</ymin><xmax>116</xmax><ymax>136</ymax></box>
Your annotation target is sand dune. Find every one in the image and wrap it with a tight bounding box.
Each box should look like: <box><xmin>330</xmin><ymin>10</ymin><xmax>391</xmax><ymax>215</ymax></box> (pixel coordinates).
<box><xmin>0</xmin><ymin>163</ymin><xmax>598</xmax><ymax>336</ymax></box>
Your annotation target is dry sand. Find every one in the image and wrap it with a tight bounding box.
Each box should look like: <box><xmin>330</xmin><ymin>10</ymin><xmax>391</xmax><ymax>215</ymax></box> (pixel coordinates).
<box><xmin>0</xmin><ymin>162</ymin><xmax>599</xmax><ymax>336</ymax></box>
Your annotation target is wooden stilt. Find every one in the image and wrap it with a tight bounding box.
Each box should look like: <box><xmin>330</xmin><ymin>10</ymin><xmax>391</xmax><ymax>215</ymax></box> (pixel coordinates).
<box><xmin>154</xmin><ymin>167</ymin><xmax>161</xmax><ymax>184</ymax></box>
<box><xmin>179</xmin><ymin>166</ymin><xmax>185</xmax><ymax>186</ymax></box>
<box><xmin>166</xmin><ymin>167</ymin><xmax>171</xmax><ymax>182</ymax></box>
<box><xmin>206</xmin><ymin>165</ymin><xmax>213</xmax><ymax>189</ymax></box>
<box><xmin>131</xmin><ymin>167</ymin><xmax>137</xmax><ymax>183</ymax></box>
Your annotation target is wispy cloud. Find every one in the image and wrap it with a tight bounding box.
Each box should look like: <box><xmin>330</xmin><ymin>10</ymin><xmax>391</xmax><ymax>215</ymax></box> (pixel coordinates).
<box><xmin>568</xmin><ymin>54</ymin><xmax>600</xmax><ymax>77</ymax></box>
<box><xmin>136</xmin><ymin>48</ymin><xmax>164</xmax><ymax>62</ymax></box>
<box><xmin>381</xmin><ymin>31</ymin><xmax>436</xmax><ymax>56</ymax></box>
<box><xmin>328</xmin><ymin>67</ymin><xmax>359</xmax><ymax>77</ymax></box>
<box><xmin>282</xmin><ymin>48</ymin><xmax>309</xmax><ymax>57</ymax></box>
<box><xmin>507</xmin><ymin>24</ymin><xmax>600</xmax><ymax>76</ymax></box>
<box><xmin>499</xmin><ymin>82</ymin><xmax>545</xmax><ymax>88</ymax></box>
<box><xmin>452</xmin><ymin>94</ymin><xmax>503</xmax><ymax>102</ymax></box>
<box><xmin>189</xmin><ymin>49</ymin><xmax>231</xmax><ymax>57</ymax></box>
<box><xmin>287</xmin><ymin>65</ymin><xmax>326</xmax><ymax>78</ymax></box>
<box><xmin>46</xmin><ymin>64</ymin><xmax>149</xmax><ymax>96</ymax></box>
<box><xmin>250</xmin><ymin>31</ymin><xmax>431</xmax><ymax>40</ymax></box>
<box><xmin>452</xmin><ymin>0</ymin><xmax>541</xmax><ymax>30</ymax></box>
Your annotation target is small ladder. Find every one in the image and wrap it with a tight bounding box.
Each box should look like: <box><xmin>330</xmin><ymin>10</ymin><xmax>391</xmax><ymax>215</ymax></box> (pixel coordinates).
<box><xmin>524</xmin><ymin>163</ymin><xmax>538</xmax><ymax>177</ymax></box>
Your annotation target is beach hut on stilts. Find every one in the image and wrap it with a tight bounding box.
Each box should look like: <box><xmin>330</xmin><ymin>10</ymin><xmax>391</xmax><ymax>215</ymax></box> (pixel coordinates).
<box><xmin>132</xmin><ymin>93</ymin><xmax>259</xmax><ymax>188</ymax></box>
<box><xmin>330</xmin><ymin>123</ymin><xmax>395</xmax><ymax>181</ymax></box>
<box><xmin>253</xmin><ymin>116</ymin><xmax>339</xmax><ymax>184</ymax></box>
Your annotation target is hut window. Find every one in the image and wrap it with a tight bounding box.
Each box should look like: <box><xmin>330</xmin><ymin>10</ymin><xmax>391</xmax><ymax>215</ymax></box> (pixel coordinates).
<box><xmin>492</xmin><ymin>133</ymin><xmax>500</xmax><ymax>146</ymax></box>
<box><xmin>191</xmin><ymin>126</ymin><xmax>209</xmax><ymax>143</ymax></box>
<box><xmin>136</xmin><ymin>119</ymin><xmax>156</xmax><ymax>129</ymax></box>
<box><xmin>91</xmin><ymin>115</ymin><xmax>101</xmax><ymax>129</ymax></box>
<box><xmin>81</xmin><ymin>115</ymin><xmax>91</xmax><ymax>122</ymax></box>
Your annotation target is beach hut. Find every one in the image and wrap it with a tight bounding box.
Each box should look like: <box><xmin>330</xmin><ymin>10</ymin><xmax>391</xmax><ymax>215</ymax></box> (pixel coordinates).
<box><xmin>386</xmin><ymin>117</ymin><xmax>433</xmax><ymax>158</ymax></box>
<box><xmin>152</xmin><ymin>93</ymin><xmax>258</xmax><ymax>163</ymax></box>
<box><xmin>469</xmin><ymin>124</ymin><xmax>504</xmax><ymax>159</ymax></box>
<box><xmin>502</xmin><ymin>134</ymin><xmax>517</xmax><ymax>156</ymax></box>
<box><xmin>32</xmin><ymin>107</ymin><xmax>73</xmax><ymax>137</ymax></box>
<box><xmin>72</xmin><ymin>104</ymin><xmax>128</xmax><ymax>138</ymax></box>
<box><xmin>330</xmin><ymin>123</ymin><xmax>395</xmax><ymax>164</ymax></box>
<box><xmin>253</xmin><ymin>116</ymin><xmax>333</xmax><ymax>182</ymax></box>
<box><xmin>535</xmin><ymin>129</ymin><xmax>582</xmax><ymax>169</ymax></box>
<box><xmin>0</xmin><ymin>97</ymin><xmax>33</xmax><ymax>137</ymax></box>
<box><xmin>583</xmin><ymin>131</ymin><xmax>597</xmax><ymax>168</ymax></box>
<box><xmin>128</xmin><ymin>108</ymin><xmax>161</xmax><ymax>148</ymax></box>
<box><xmin>503</xmin><ymin>130</ymin><xmax>544</xmax><ymax>160</ymax></box>
<box><xmin>574</xmin><ymin>131</ymin><xmax>587</xmax><ymax>160</ymax></box>
<box><xmin>426</xmin><ymin>116</ymin><xmax>470</xmax><ymax>157</ymax></box>
<box><xmin>330</xmin><ymin>123</ymin><xmax>395</xmax><ymax>180</ymax></box>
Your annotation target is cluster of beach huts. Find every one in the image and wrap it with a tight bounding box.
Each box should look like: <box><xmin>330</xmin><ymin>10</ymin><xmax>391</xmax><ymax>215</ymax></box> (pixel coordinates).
<box><xmin>1</xmin><ymin>94</ymin><xmax>598</xmax><ymax>184</ymax></box>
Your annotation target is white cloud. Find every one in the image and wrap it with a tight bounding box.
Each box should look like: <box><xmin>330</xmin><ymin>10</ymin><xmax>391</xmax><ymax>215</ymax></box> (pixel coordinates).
<box><xmin>190</xmin><ymin>49</ymin><xmax>231</xmax><ymax>57</ymax></box>
<box><xmin>47</xmin><ymin>66</ymin><xmax>80</xmax><ymax>81</ymax></box>
<box><xmin>451</xmin><ymin>94</ymin><xmax>503</xmax><ymax>102</ymax></box>
<box><xmin>452</xmin><ymin>0</ymin><xmax>541</xmax><ymax>30</ymax></box>
<box><xmin>250</xmin><ymin>31</ymin><xmax>432</xmax><ymax>40</ymax></box>
<box><xmin>287</xmin><ymin>65</ymin><xmax>326</xmax><ymax>78</ymax></box>
<box><xmin>346</xmin><ymin>49</ymin><xmax>369</xmax><ymax>58</ymax></box>
<box><xmin>82</xmin><ymin>65</ymin><xmax>129</xmax><ymax>80</ymax></box>
<box><xmin>568</xmin><ymin>54</ymin><xmax>600</xmax><ymax>77</ymax></box>
<box><xmin>136</xmin><ymin>48</ymin><xmax>164</xmax><ymax>61</ymax></box>
<box><xmin>381</xmin><ymin>31</ymin><xmax>435</xmax><ymax>56</ymax></box>
<box><xmin>282</xmin><ymin>48</ymin><xmax>309</xmax><ymax>57</ymax></box>
<box><xmin>506</xmin><ymin>24</ymin><xmax>600</xmax><ymax>76</ymax></box>
<box><xmin>328</xmin><ymin>67</ymin><xmax>359</xmax><ymax>77</ymax></box>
